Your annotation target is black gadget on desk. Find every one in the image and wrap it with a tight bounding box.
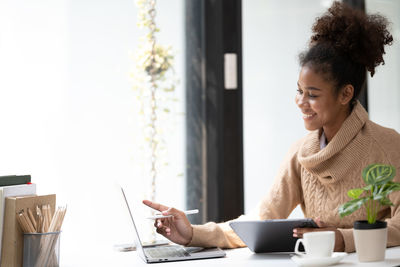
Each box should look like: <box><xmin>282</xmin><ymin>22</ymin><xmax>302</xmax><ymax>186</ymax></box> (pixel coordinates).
<box><xmin>120</xmin><ymin>187</ymin><xmax>226</xmax><ymax>263</ymax></box>
<box><xmin>229</xmin><ymin>219</ymin><xmax>318</xmax><ymax>253</ymax></box>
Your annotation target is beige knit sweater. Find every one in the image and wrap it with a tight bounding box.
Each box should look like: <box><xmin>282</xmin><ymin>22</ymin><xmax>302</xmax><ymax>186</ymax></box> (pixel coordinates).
<box><xmin>188</xmin><ymin>102</ymin><xmax>400</xmax><ymax>253</ymax></box>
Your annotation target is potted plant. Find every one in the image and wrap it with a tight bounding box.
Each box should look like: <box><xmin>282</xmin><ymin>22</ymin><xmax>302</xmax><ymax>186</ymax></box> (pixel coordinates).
<box><xmin>339</xmin><ymin>163</ymin><xmax>400</xmax><ymax>262</ymax></box>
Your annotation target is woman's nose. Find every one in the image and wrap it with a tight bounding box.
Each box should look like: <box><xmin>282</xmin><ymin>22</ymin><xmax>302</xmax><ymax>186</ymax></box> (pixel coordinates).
<box><xmin>296</xmin><ymin>94</ymin><xmax>308</xmax><ymax>107</ymax></box>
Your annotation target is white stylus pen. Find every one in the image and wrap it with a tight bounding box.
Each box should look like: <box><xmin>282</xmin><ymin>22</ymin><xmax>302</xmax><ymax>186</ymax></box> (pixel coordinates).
<box><xmin>146</xmin><ymin>209</ymin><xmax>199</xmax><ymax>219</ymax></box>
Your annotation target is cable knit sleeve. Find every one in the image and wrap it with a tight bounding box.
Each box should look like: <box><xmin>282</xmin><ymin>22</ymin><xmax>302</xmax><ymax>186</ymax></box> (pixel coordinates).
<box><xmin>258</xmin><ymin>139</ymin><xmax>303</xmax><ymax>220</ymax></box>
<box><xmin>187</xmin><ymin>210</ymin><xmax>260</xmax><ymax>248</ymax></box>
<box><xmin>386</xmin><ymin>189</ymin><xmax>400</xmax><ymax>248</ymax></box>
<box><xmin>382</xmin><ymin>135</ymin><xmax>400</xmax><ymax>249</ymax></box>
<box><xmin>187</xmin><ymin>140</ymin><xmax>304</xmax><ymax>248</ymax></box>
<box><xmin>188</xmin><ymin>222</ymin><xmax>246</xmax><ymax>248</ymax></box>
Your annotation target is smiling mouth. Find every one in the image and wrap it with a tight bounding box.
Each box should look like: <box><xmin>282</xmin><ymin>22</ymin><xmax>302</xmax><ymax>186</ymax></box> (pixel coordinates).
<box><xmin>302</xmin><ymin>113</ymin><xmax>316</xmax><ymax>119</ymax></box>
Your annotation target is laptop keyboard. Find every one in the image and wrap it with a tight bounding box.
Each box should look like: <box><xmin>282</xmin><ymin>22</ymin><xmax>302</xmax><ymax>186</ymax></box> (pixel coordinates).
<box><xmin>145</xmin><ymin>246</ymin><xmax>190</xmax><ymax>258</ymax></box>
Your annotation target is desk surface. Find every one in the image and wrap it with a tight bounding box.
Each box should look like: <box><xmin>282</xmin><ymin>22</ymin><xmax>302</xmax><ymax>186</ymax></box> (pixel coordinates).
<box><xmin>62</xmin><ymin>246</ymin><xmax>400</xmax><ymax>267</ymax></box>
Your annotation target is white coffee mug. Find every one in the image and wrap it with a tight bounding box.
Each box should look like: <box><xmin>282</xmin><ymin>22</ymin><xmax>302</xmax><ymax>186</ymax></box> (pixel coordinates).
<box><xmin>294</xmin><ymin>231</ymin><xmax>335</xmax><ymax>258</ymax></box>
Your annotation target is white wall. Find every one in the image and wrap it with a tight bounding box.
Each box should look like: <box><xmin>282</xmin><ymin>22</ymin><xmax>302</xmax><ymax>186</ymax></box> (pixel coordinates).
<box><xmin>367</xmin><ymin>0</ymin><xmax>400</xmax><ymax>132</ymax></box>
<box><xmin>242</xmin><ymin>0</ymin><xmax>334</xmax><ymax>217</ymax></box>
<box><xmin>0</xmin><ymin>0</ymin><xmax>184</xmax><ymax>265</ymax></box>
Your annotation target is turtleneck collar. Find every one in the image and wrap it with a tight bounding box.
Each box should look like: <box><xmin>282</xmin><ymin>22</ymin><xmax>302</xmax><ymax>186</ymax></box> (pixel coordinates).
<box><xmin>297</xmin><ymin>101</ymin><xmax>370</xmax><ymax>184</ymax></box>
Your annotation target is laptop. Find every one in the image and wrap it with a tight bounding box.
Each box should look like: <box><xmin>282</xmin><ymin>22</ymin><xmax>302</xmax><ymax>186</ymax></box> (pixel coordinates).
<box><xmin>120</xmin><ymin>187</ymin><xmax>226</xmax><ymax>263</ymax></box>
<box><xmin>229</xmin><ymin>219</ymin><xmax>318</xmax><ymax>253</ymax></box>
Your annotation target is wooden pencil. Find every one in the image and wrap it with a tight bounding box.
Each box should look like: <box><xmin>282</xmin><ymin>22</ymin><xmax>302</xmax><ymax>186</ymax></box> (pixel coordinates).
<box><xmin>16</xmin><ymin>212</ymin><xmax>29</xmax><ymax>233</ymax></box>
<box><xmin>21</xmin><ymin>210</ymin><xmax>35</xmax><ymax>233</ymax></box>
<box><xmin>46</xmin><ymin>204</ymin><xmax>52</xmax><ymax>230</ymax></box>
<box><xmin>27</xmin><ymin>208</ymin><xmax>37</xmax><ymax>230</ymax></box>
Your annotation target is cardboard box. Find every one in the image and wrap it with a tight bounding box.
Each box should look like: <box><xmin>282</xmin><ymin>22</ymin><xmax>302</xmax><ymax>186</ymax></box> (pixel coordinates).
<box><xmin>1</xmin><ymin>195</ymin><xmax>56</xmax><ymax>267</ymax></box>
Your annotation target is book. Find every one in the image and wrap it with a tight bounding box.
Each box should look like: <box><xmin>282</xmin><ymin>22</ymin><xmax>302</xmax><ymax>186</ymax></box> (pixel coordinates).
<box><xmin>0</xmin><ymin>194</ymin><xmax>55</xmax><ymax>267</ymax></box>
<box><xmin>0</xmin><ymin>184</ymin><xmax>36</xmax><ymax>261</ymax></box>
<box><xmin>0</xmin><ymin>175</ymin><xmax>31</xmax><ymax>187</ymax></box>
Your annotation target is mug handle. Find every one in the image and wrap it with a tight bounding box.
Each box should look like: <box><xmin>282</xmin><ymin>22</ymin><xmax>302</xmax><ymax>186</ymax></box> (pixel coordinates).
<box><xmin>294</xmin><ymin>238</ymin><xmax>306</xmax><ymax>256</ymax></box>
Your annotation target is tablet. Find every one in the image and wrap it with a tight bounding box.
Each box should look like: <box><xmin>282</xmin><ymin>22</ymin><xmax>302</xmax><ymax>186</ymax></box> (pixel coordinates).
<box><xmin>229</xmin><ymin>219</ymin><xmax>318</xmax><ymax>253</ymax></box>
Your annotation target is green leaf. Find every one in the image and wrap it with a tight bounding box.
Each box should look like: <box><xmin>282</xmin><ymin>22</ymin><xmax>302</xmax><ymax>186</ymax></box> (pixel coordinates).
<box><xmin>341</xmin><ymin>164</ymin><xmax>398</xmax><ymax>220</ymax></box>
<box><xmin>362</xmin><ymin>164</ymin><xmax>376</xmax><ymax>185</ymax></box>
<box><xmin>386</xmin><ymin>182</ymin><xmax>400</xmax><ymax>192</ymax></box>
<box><xmin>348</xmin><ymin>188</ymin><xmax>364</xmax><ymax>199</ymax></box>
<box><xmin>379</xmin><ymin>197</ymin><xmax>394</xmax><ymax>206</ymax></box>
<box><xmin>373</xmin><ymin>193</ymin><xmax>384</xmax><ymax>200</ymax></box>
<box><xmin>377</xmin><ymin>182</ymin><xmax>400</xmax><ymax>197</ymax></box>
<box><xmin>362</xmin><ymin>184</ymin><xmax>373</xmax><ymax>191</ymax></box>
<box><xmin>338</xmin><ymin>197</ymin><xmax>368</xmax><ymax>217</ymax></box>
<box><xmin>375</xmin><ymin>166</ymin><xmax>396</xmax><ymax>185</ymax></box>
<box><xmin>362</xmin><ymin>164</ymin><xmax>396</xmax><ymax>185</ymax></box>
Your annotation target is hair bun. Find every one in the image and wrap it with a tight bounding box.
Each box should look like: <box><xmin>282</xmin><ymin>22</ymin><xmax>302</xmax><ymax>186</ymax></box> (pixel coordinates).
<box><xmin>310</xmin><ymin>1</ymin><xmax>393</xmax><ymax>76</ymax></box>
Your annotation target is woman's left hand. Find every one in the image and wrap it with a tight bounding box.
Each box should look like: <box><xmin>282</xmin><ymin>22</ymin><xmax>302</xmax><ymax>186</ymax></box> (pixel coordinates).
<box><xmin>293</xmin><ymin>218</ymin><xmax>345</xmax><ymax>252</ymax></box>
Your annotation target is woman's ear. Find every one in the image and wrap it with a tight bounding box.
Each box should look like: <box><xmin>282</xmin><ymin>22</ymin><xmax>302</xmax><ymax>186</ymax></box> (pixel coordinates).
<box><xmin>340</xmin><ymin>85</ymin><xmax>354</xmax><ymax>105</ymax></box>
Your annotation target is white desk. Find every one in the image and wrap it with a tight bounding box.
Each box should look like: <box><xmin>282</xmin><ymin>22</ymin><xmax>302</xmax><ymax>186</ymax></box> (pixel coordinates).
<box><xmin>61</xmin><ymin>246</ymin><xmax>400</xmax><ymax>266</ymax></box>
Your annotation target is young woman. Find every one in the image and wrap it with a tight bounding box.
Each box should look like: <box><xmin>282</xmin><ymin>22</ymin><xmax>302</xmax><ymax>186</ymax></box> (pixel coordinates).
<box><xmin>143</xmin><ymin>2</ymin><xmax>400</xmax><ymax>252</ymax></box>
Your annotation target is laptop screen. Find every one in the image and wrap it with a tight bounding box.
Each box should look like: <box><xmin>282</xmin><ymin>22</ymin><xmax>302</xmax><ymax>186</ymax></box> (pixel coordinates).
<box><xmin>120</xmin><ymin>187</ymin><xmax>147</xmax><ymax>261</ymax></box>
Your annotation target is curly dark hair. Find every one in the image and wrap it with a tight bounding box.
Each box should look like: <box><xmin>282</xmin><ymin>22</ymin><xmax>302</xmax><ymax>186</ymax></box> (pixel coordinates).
<box><xmin>299</xmin><ymin>1</ymin><xmax>393</xmax><ymax>101</ymax></box>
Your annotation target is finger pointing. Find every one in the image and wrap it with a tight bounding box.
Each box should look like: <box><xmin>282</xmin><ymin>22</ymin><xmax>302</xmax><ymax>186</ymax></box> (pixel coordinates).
<box><xmin>143</xmin><ymin>200</ymin><xmax>170</xmax><ymax>212</ymax></box>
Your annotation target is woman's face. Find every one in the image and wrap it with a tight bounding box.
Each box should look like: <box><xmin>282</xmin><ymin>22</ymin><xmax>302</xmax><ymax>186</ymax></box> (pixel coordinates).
<box><xmin>295</xmin><ymin>66</ymin><xmax>349</xmax><ymax>140</ymax></box>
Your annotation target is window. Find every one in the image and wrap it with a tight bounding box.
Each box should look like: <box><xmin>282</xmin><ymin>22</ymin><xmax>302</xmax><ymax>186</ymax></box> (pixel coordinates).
<box><xmin>242</xmin><ymin>0</ymin><xmax>335</xmax><ymax>216</ymax></box>
<box><xmin>366</xmin><ymin>0</ymin><xmax>400</xmax><ymax>132</ymax></box>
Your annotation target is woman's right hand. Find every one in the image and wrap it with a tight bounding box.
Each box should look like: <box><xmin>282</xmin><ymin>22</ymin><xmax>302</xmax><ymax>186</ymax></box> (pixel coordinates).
<box><xmin>142</xmin><ymin>200</ymin><xmax>193</xmax><ymax>246</ymax></box>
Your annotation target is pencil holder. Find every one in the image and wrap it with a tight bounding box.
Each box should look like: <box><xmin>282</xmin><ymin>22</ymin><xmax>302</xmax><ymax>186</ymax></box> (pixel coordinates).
<box><xmin>23</xmin><ymin>231</ymin><xmax>61</xmax><ymax>267</ymax></box>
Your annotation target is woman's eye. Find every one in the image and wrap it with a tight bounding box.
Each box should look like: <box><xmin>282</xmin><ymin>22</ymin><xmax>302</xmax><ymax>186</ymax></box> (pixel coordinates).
<box><xmin>297</xmin><ymin>88</ymin><xmax>318</xmax><ymax>98</ymax></box>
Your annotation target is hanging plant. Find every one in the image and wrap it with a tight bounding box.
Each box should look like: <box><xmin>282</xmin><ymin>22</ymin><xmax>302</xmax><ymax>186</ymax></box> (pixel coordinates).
<box><xmin>131</xmin><ymin>0</ymin><xmax>179</xmax><ymax>217</ymax></box>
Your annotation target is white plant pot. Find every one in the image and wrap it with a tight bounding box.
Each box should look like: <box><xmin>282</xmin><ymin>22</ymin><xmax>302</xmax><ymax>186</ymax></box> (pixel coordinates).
<box><xmin>353</xmin><ymin>220</ymin><xmax>387</xmax><ymax>262</ymax></box>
